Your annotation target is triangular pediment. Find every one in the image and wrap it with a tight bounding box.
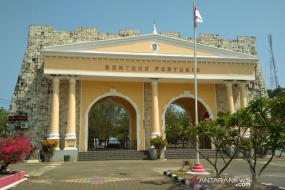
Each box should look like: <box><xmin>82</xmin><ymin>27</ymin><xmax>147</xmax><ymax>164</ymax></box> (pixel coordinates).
<box><xmin>41</xmin><ymin>34</ymin><xmax>259</xmax><ymax>62</ymax></box>
<box><xmin>89</xmin><ymin>41</ymin><xmax>215</xmax><ymax>56</ymax></box>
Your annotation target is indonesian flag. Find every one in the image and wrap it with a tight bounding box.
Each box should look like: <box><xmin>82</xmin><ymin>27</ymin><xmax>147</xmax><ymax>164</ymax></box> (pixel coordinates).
<box><xmin>194</xmin><ymin>6</ymin><xmax>203</xmax><ymax>27</ymax></box>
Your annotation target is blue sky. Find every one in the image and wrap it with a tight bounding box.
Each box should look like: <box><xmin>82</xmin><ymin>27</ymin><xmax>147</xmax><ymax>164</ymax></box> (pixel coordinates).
<box><xmin>0</xmin><ymin>0</ymin><xmax>284</xmax><ymax>110</ymax></box>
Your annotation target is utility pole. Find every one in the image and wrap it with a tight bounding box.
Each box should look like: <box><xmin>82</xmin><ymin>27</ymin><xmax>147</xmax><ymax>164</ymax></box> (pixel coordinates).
<box><xmin>269</xmin><ymin>34</ymin><xmax>279</xmax><ymax>89</ymax></box>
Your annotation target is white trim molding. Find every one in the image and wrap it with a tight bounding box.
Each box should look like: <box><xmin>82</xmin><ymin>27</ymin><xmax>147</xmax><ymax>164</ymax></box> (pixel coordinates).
<box><xmin>84</xmin><ymin>91</ymin><xmax>141</xmax><ymax>151</ymax></box>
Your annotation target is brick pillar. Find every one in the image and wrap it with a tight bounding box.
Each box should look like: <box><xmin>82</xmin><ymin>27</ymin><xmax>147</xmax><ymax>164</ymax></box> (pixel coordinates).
<box><xmin>239</xmin><ymin>83</ymin><xmax>248</xmax><ymax>108</ymax></box>
<box><xmin>226</xmin><ymin>82</ymin><xmax>235</xmax><ymax>114</ymax></box>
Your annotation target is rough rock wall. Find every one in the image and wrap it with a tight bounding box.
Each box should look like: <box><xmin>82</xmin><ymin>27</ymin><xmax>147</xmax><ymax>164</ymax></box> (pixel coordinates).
<box><xmin>6</xmin><ymin>25</ymin><xmax>139</xmax><ymax>148</ymax></box>
<box><xmin>215</xmin><ymin>84</ymin><xmax>243</xmax><ymax>112</ymax></box>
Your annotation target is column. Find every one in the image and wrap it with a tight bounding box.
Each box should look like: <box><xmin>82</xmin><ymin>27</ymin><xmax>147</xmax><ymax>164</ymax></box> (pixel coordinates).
<box><xmin>226</xmin><ymin>82</ymin><xmax>235</xmax><ymax>114</ymax></box>
<box><xmin>151</xmin><ymin>79</ymin><xmax>160</xmax><ymax>138</ymax></box>
<box><xmin>64</xmin><ymin>76</ymin><xmax>77</xmax><ymax>149</ymax></box>
<box><xmin>48</xmin><ymin>76</ymin><xmax>60</xmax><ymax>150</ymax></box>
<box><xmin>48</xmin><ymin>76</ymin><xmax>60</xmax><ymax>140</ymax></box>
<box><xmin>239</xmin><ymin>83</ymin><xmax>248</xmax><ymax>108</ymax></box>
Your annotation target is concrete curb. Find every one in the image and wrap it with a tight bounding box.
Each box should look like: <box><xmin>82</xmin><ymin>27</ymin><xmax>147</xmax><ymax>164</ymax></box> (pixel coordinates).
<box><xmin>0</xmin><ymin>171</ymin><xmax>25</xmax><ymax>189</ymax></box>
<box><xmin>163</xmin><ymin>170</ymin><xmax>210</xmax><ymax>190</ymax></box>
<box><xmin>1</xmin><ymin>178</ymin><xmax>28</xmax><ymax>190</ymax></box>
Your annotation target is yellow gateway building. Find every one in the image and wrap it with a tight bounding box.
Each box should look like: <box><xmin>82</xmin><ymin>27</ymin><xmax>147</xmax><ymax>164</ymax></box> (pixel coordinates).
<box><xmin>7</xmin><ymin>25</ymin><xmax>267</xmax><ymax>161</ymax></box>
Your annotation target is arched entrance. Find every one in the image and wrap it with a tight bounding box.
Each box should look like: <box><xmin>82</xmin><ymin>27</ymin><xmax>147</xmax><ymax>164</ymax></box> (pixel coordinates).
<box><xmin>88</xmin><ymin>101</ymin><xmax>134</xmax><ymax>151</ymax></box>
<box><xmin>84</xmin><ymin>92</ymin><xmax>141</xmax><ymax>151</ymax></box>
<box><xmin>162</xmin><ymin>93</ymin><xmax>214</xmax><ymax>149</ymax></box>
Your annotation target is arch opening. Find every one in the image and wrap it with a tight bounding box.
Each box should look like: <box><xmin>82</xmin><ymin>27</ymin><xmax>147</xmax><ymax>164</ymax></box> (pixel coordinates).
<box><xmin>88</xmin><ymin>101</ymin><xmax>135</xmax><ymax>151</ymax></box>
<box><xmin>163</xmin><ymin>94</ymin><xmax>214</xmax><ymax>149</ymax></box>
<box><xmin>84</xmin><ymin>93</ymin><xmax>141</xmax><ymax>151</ymax></box>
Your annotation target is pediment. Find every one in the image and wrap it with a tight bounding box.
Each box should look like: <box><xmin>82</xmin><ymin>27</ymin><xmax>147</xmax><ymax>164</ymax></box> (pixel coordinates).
<box><xmin>88</xmin><ymin>41</ymin><xmax>215</xmax><ymax>56</ymax></box>
<box><xmin>41</xmin><ymin>34</ymin><xmax>258</xmax><ymax>62</ymax></box>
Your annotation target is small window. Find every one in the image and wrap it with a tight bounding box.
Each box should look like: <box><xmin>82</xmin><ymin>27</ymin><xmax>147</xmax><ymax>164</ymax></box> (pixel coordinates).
<box><xmin>150</xmin><ymin>42</ymin><xmax>159</xmax><ymax>52</ymax></box>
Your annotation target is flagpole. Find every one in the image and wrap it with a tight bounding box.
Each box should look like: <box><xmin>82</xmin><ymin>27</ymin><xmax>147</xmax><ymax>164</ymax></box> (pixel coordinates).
<box><xmin>193</xmin><ymin>1</ymin><xmax>199</xmax><ymax>164</ymax></box>
<box><xmin>189</xmin><ymin>2</ymin><xmax>207</xmax><ymax>174</ymax></box>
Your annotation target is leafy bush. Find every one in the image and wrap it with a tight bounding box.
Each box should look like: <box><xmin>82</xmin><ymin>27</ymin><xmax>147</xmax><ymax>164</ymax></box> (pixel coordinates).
<box><xmin>42</xmin><ymin>140</ymin><xmax>58</xmax><ymax>160</ymax></box>
<box><xmin>150</xmin><ymin>135</ymin><xmax>167</xmax><ymax>149</ymax></box>
<box><xmin>0</xmin><ymin>133</ymin><xmax>33</xmax><ymax>172</ymax></box>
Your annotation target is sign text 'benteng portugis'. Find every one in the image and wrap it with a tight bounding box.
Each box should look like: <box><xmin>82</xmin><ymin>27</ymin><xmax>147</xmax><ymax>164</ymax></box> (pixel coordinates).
<box><xmin>105</xmin><ymin>65</ymin><xmax>200</xmax><ymax>73</ymax></box>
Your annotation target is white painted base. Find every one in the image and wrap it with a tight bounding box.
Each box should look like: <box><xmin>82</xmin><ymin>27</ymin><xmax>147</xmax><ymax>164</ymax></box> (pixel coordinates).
<box><xmin>49</xmin><ymin>149</ymin><xmax>78</xmax><ymax>162</ymax></box>
<box><xmin>151</xmin><ymin>132</ymin><xmax>160</xmax><ymax>138</ymax></box>
<box><xmin>148</xmin><ymin>148</ymin><xmax>165</xmax><ymax>159</ymax></box>
<box><xmin>63</xmin><ymin>147</ymin><xmax>77</xmax><ymax>150</ymax></box>
<box><xmin>48</xmin><ymin>134</ymin><xmax>60</xmax><ymax>139</ymax></box>
<box><xmin>24</xmin><ymin>160</ymin><xmax>40</xmax><ymax>163</ymax></box>
<box><xmin>186</xmin><ymin>171</ymin><xmax>211</xmax><ymax>175</ymax></box>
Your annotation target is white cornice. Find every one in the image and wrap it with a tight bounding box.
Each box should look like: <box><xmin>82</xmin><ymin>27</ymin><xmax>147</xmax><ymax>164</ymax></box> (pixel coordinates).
<box><xmin>44</xmin><ymin>70</ymin><xmax>255</xmax><ymax>81</ymax></box>
<box><xmin>41</xmin><ymin>51</ymin><xmax>258</xmax><ymax>64</ymax></box>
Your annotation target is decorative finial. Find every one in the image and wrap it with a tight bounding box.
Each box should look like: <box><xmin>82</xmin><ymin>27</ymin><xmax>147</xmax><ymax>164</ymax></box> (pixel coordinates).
<box><xmin>153</xmin><ymin>19</ymin><xmax>157</xmax><ymax>34</ymax></box>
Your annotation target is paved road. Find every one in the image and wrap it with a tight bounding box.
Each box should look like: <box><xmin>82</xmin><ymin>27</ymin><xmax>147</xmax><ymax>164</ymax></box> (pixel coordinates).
<box><xmin>7</xmin><ymin>158</ymin><xmax>285</xmax><ymax>190</ymax></box>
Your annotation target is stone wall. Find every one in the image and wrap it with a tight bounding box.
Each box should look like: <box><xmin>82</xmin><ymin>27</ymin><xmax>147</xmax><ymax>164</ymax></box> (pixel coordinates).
<box><xmin>215</xmin><ymin>84</ymin><xmax>227</xmax><ymax>111</ymax></box>
<box><xmin>144</xmin><ymin>83</ymin><xmax>152</xmax><ymax>149</ymax></box>
<box><xmin>6</xmin><ymin>25</ymin><xmax>267</xmax><ymax>149</ymax></box>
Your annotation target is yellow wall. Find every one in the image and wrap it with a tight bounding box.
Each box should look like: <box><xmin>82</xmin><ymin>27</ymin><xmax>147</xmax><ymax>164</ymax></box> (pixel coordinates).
<box><xmin>91</xmin><ymin>41</ymin><xmax>214</xmax><ymax>56</ymax></box>
<box><xmin>79</xmin><ymin>80</ymin><xmax>216</xmax><ymax>151</ymax></box>
<box><xmin>80</xmin><ymin>81</ymin><xmax>144</xmax><ymax>151</ymax></box>
<box><xmin>174</xmin><ymin>98</ymin><xmax>208</xmax><ymax>124</ymax></box>
<box><xmin>45</xmin><ymin>57</ymin><xmax>255</xmax><ymax>78</ymax></box>
<box><xmin>157</xmin><ymin>83</ymin><xmax>216</xmax><ymax>135</ymax></box>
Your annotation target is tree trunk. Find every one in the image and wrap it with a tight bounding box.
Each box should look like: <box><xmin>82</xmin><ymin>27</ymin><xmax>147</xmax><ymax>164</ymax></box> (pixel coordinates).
<box><xmin>251</xmin><ymin>173</ymin><xmax>257</xmax><ymax>190</ymax></box>
<box><xmin>0</xmin><ymin>164</ymin><xmax>8</xmax><ymax>173</ymax></box>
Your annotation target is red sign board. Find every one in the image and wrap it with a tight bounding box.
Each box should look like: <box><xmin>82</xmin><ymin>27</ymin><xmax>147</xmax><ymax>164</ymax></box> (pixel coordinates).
<box><xmin>8</xmin><ymin>116</ymin><xmax>28</xmax><ymax>121</ymax></box>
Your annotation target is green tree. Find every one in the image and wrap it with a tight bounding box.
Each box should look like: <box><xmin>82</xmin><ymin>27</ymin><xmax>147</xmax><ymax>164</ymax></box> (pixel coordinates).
<box><xmin>165</xmin><ymin>104</ymin><xmax>190</xmax><ymax>127</ymax></box>
<box><xmin>165</xmin><ymin>104</ymin><xmax>192</xmax><ymax>147</ymax></box>
<box><xmin>0</xmin><ymin>107</ymin><xmax>8</xmax><ymax>134</ymax></box>
<box><xmin>177</xmin><ymin>111</ymin><xmax>190</xmax><ymax>126</ymax></box>
<box><xmin>194</xmin><ymin>94</ymin><xmax>285</xmax><ymax>189</ymax></box>
<box><xmin>225</xmin><ymin>93</ymin><xmax>285</xmax><ymax>189</ymax></box>
<box><xmin>191</xmin><ymin>111</ymin><xmax>239</xmax><ymax>177</ymax></box>
<box><xmin>177</xmin><ymin>92</ymin><xmax>285</xmax><ymax>189</ymax></box>
<box><xmin>88</xmin><ymin>103</ymin><xmax>129</xmax><ymax>142</ymax></box>
<box><xmin>89</xmin><ymin>106</ymin><xmax>105</xmax><ymax>140</ymax></box>
<box><xmin>164</xmin><ymin>124</ymin><xmax>194</xmax><ymax>147</ymax></box>
<box><xmin>267</xmin><ymin>86</ymin><xmax>285</xmax><ymax>98</ymax></box>
<box><xmin>115</xmin><ymin>111</ymin><xmax>129</xmax><ymax>140</ymax></box>
<box><xmin>165</xmin><ymin>104</ymin><xmax>178</xmax><ymax>127</ymax></box>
